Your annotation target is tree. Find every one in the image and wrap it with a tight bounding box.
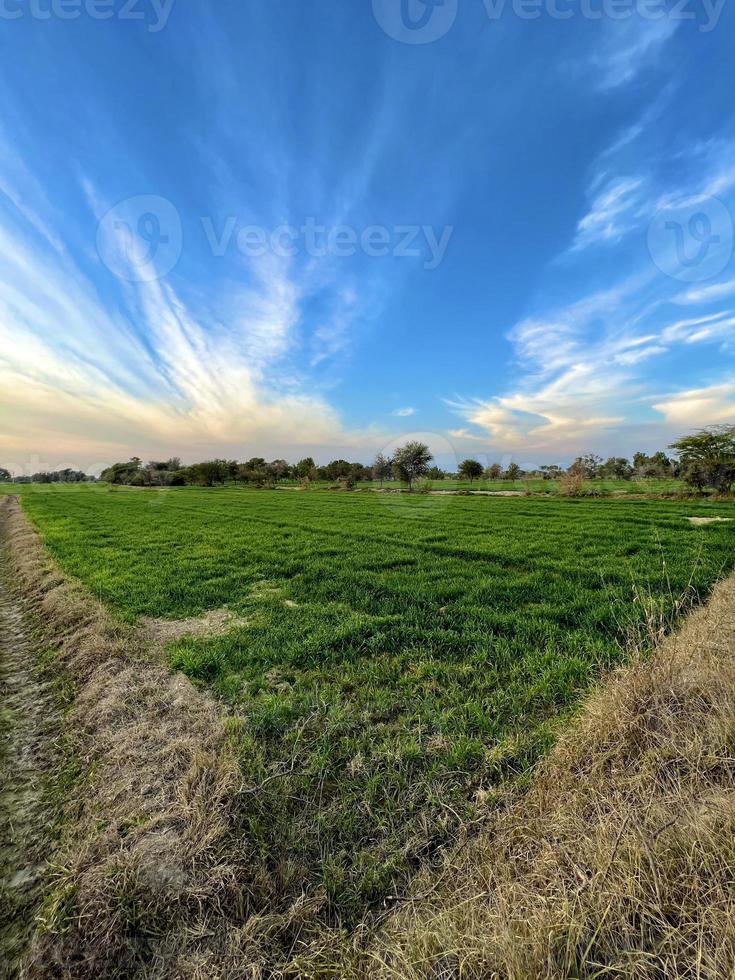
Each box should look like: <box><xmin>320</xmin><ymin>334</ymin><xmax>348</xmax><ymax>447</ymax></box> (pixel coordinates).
<box><xmin>268</xmin><ymin>459</ymin><xmax>290</xmax><ymax>483</ymax></box>
<box><xmin>485</xmin><ymin>463</ymin><xmax>503</xmax><ymax>480</ymax></box>
<box><xmin>185</xmin><ymin>460</ymin><xmax>231</xmax><ymax>487</ymax></box>
<box><xmin>458</xmin><ymin>459</ymin><xmax>484</xmax><ymax>483</ymax></box>
<box><xmin>100</xmin><ymin>458</ymin><xmax>142</xmax><ymax>485</ymax></box>
<box><xmin>670</xmin><ymin>426</ymin><xmax>735</xmax><ymax>493</ymax></box>
<box><xmin>143</xmin><ymin>459</ymin><xmax>182</xmax><ymax>487</ymax></box>
<box><xmin>634</xmin><ymin>451</ymin><xmax>673</xmax><ymax>478</ymax></box>
<box><xmin>295</xmin><ymin>457</ymin><xmax>316</xmax><ymax>480</ymax></box>
<box><xmin>540</xmin><ymin>464</ymin><xmax>562</xmax><ymax>481</ymax></box>
<box><xmin>372</xmin><ymin>452</ymin><xmax>393</xmax><ymax>488</ymax></box>
<box><xmin>505</xmin><ymin>462</ymin><xmax>522</xmax><ymax>481</ymax></box>
<box><xmin>427</xmin><ymin>466</ymin><xmax>446</xmax><ymax>481</ymax></box>
<box><xmin>325</xmin><ymin>459</ymin><xmax>352</xmax><ymax>481</ymax></box>
<box><xmin>391</xmin><ymin>442</ymin><xmax>433</xmax><ymax>491</ymax></box>
<box><xmin>600</xmin><ymin>457</ymin><xmax>633</xmax><ymax>480</ymax></box>
<box><xmin>0</xmin><ymin>468</ymin><xmax>11</xmax><ymax>482</ymax></box>
<box><xmin>569</xmin><ymin>453</ymin><xmax>602</xmax><ymax>479</ymax></box>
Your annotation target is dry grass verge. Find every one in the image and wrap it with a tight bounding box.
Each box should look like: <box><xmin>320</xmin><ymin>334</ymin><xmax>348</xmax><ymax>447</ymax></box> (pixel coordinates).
<box><xmin>0</xmin><ymin>497</ymin><xmax>282</xmax><ymax>978</ymax></box>
<box><xmin>334</xmin><ymin>571</ymin><xmax>735</xmax><ymax>978</ymax></box>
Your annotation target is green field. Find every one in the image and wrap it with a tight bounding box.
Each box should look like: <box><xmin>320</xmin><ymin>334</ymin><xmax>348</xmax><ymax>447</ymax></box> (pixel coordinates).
<box><xmin>13</xmin><ymin>485</ymin><xmax>735</xmax><ymax>921</ymax></box>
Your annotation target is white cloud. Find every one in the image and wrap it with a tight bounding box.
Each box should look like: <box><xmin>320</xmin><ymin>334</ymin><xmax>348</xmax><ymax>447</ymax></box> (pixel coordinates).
<box><xmin>675</xmin><ymin>278</ymin><xmax>735</xmax><ymax>305</ymax></box>
<box><xmin>613</xmin><ymin>344</ymin><xmax>668</xmax><ymax>366</ymax></box>
<box><xmin>573</xmin><ymin>177</ymin><xmax>646</xmax><ymax>250</ymax></box>
<box><xmin>591</xmin><ymin>17</ymin><xmax>679</xmax><ymax>92</ymax></box>
<box><xmin>447</xmin><ymin>267</ymin><xmax>734</xmax><ymax>454</ymax></box>
<box><xmin>0</xmin><ymin>173</ymin><xmax>389</xmax><ymax>471</ymax></box>
<box><xmin>652</xmin><ymin>383</ymin><xmax>735</xmax><ymax>427</ymax></box>
<box><xmin>391</xmin><ymin>407</ymin><xmax>417</xmax><ymax>417</ymax></box>
<box><xmin>660</xmin><ymin>311</ymin><xmax>735</xmax><ymax>345</ymax></box>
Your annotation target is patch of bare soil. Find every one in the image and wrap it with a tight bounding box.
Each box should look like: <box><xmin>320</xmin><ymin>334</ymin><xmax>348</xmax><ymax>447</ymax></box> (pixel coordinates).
<box><xmin>0</xmin><ymin>518</ymin><xmax>59</xmax><ymax>978</ymax></box>
<box><xmin>687</xmin><ymin>516</ymin><xmax>733</xmax><ymax>525</ymax></box>
<box><xmin>430</xmin><ymin>489</ymin><xmax>525</xmax><ymax>497</ymax></box>
<box><xmin>138</xmin><ymin>608</ymin><xmax>248</xmax><ymax>646</ymax></box>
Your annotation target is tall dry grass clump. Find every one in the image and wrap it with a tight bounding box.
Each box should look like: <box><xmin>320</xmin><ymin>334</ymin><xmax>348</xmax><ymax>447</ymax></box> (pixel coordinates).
<box><xmin>558</xmin><ymin>470</ymin><xmax>585</xmax><ymax>496</ymax></box>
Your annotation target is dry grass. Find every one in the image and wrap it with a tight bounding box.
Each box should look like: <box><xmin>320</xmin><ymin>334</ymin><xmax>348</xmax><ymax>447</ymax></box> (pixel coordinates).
<box><xmin>319</xmin><ymin>574</ymin><xmax>735</xmax><ymax>979</ymax></box>
<box><xmin>0</xmin><ymin>498</ymin><xmax>284</xmax><ymax>978</ymax></box>
<box><xmin>138</xmin><ymin>608</ymin><xmax>249</xmax><ymax>646</ymax></box>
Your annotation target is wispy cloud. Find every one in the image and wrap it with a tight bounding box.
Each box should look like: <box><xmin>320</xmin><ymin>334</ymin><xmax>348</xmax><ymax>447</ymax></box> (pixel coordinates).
<box><xmin>675</xmin><ymin>278</ymin><xmax>735</xmax><ymax>305</ymax></box>
<box><xmin>0</xmin><ymin>163</ymin><xmax>390</xmax><ymax>470</ymax></box>
<box><xmin>573</xmin><ymin>177</ymin><xmax>646</xmax><ymax>250</ymax></box>
<box><xmin>590</xmin><ymin>17</ymin><xmax>679</xmax><ymax>92</ymax></box>
<box><xmin>391</xmin><ymin>407</ymin><xmax>417</xmax><ymax>417</ymax></box>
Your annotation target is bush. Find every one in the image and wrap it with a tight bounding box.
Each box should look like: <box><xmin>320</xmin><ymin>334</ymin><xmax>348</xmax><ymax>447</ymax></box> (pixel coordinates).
<box><xmin>559</xmin><ymin>471</ymin><xmax>584</xmax><ymax>497</ymax></box>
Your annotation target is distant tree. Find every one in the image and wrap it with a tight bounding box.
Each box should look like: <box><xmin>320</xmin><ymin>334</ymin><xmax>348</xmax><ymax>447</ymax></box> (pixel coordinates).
<box><xmin>485</xmin><ymin>462</ymin><xmax>503</xmax><ymax>480</ymax></box>
<box><xmin>540</xmin><ymin>464</ymin><xmax>563</xmax><ymax>481</ymax></box>
<box><xmin>143</xmin><ymin>460</ymin><xmax>181</xmax><ymax>487</ymax></box>
<box><xmin>269</xmin><ymin>459</ymin><xmax>290</xmax><ymax>483</ymax></box>
<box><xmin>600</xmin><ymin>457</ymin><xmax>634</xmax><ymax>480</ymax></box>
<box><xmin>458</xmin><ymin>458</ymin><xmax>484</xmax><ymax>483</ymax></box>
<box><xmin>427</xmin><ymin>465</ymin><xmax>446</xmax><ymax>481</ymax></box>
<box><xmin>295</xmin><ymin>457</ymin><xmax>316</xmax><ymax>480</ymax></box>
<box><xmin>670</xmin><ymin>426</ymin><xmax>735</xmax><ymax>493</ymax></box>
<box><xmin>569</xmin><ymin>453</ymin><xmax>602</xmax><ymax>479</ymax></box>
<box><xmin>325</xmin><ymin>459</ymin><xmax>352</xmax><ymax>482</ymax></box>
<box><xmin>372</xmin><ymin>452</ymin><xmax>393</xmax><ymax>488</ymax></box>
<box><xmin>633</xmin><ymin>451</ymin><xmax>673</xmax><ymax>479</ymax></box>
<box><xmin>505</xmin><ymin>462</ymin><xmax>522</xmax><ymax>481</ymax></box>
<box><xmin>31</xmin><ymin>469</ymin><xmax>88</xmax><ymax>484</ymax></box>
<box><xmin>0</xmin><ymin>468</ymin><xmax>10</xmax><ymax>482</ymax></box>
<box><xmin>185</xmin><ymin>460</ymin><xmax>231</xmax><ymax>487</ymax></box>
<box><xmin>100</xmin><ymin>458</ymin><xmax>142</xmax><ymax>485</ymax></box>
<box><xmin>392</xmin><ymin>442</ymin><xmax>433</xmax><ymax>491</ymax></box>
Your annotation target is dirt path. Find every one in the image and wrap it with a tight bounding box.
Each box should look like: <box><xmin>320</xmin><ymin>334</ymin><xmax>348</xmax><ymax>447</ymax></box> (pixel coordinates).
<box><xmin>0</xmin><ymin>523</ymin><xmax>58</xmax><ymax>978</ymax></box>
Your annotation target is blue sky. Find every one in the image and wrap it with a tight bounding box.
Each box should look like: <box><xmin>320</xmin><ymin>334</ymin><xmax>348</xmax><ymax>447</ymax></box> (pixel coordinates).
<box><xmin>1</xmin><ymin>0</ymin><xmax>734</xmax><ymax>473</ymax></box>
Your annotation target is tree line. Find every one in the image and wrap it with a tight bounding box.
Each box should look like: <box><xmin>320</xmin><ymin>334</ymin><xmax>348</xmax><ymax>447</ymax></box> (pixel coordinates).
<box><xmin>0</xmin><ymin>468</ymin><xmax>96</xmax><ymax>484</ymax></box>
<box><xmin>1</xmin><ymin>426</ymin><xmax>733</xmax><ymax>493</ymax></box>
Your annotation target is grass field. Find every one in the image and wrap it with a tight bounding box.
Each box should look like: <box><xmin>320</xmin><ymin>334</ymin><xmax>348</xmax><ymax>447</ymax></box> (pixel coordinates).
<box><xmin>13</xmin><ymin>485</ymin><xmax>735</xmax><ymax>922</ymax></box>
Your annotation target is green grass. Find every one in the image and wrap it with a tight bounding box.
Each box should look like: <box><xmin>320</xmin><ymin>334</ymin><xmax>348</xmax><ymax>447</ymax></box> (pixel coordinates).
<box><xmin>13</xmin><ymin>484</ymin><xmax>735</xmax><ymax>922</ymax></box>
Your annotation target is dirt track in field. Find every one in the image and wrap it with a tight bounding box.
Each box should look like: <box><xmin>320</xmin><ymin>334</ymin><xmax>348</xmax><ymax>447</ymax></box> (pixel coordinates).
<box><xmin>0</xmin><ymin>528</ymin><xmax>58</xmax><ymax>978</ymax></box>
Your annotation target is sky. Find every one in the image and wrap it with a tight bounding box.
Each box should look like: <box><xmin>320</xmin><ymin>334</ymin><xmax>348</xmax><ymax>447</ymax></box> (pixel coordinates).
<box><xmin>0</xmin><ymin>0</ymin><xmax>734</xmax><ymax>474</ymax></box>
